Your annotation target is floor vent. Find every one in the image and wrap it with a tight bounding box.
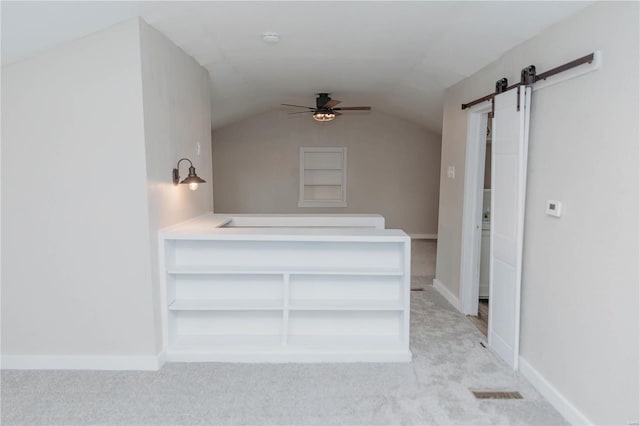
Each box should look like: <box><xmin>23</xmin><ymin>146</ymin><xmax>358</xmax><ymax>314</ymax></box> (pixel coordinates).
<box><xmin>471</xmin><ymin>390</ymin><xmax>523</xmax><ymax>400</ymax></box>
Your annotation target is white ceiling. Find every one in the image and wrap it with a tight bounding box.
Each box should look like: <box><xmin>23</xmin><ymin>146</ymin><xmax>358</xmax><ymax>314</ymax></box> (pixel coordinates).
<box><xmin>2</xmin><ymin>1</ymin><xmax>591</xmax><ymax>133</ymax></box>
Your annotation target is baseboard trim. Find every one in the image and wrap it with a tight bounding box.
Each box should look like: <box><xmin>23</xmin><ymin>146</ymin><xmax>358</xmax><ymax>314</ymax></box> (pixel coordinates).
<box><xmin>519</xmin><ymin>357</ymin><xmax>592</xmax><ymax>425</ymax></box>
<box><xmin>167</xmin><ymin>351</ymin><xmax>412</xmax><ymax>363</ymax></box>
<box><xmin>1</xmin><ymin>352</ymin><xmax>166</xmax><ymax>371</ymax></box>
<box><xmin>409</xmin><ymin>233</ymin><xmax>437</xmax><ymax>240</ymax></box>
<box><xmin>432</xmin><ymin>278</ymin><xmax>461</xmax><ymax>312</ymax></box>
<box><xmin>157</xmin><ymin>350</ymin><xmax>167</xmax><ymax>369</ymax></box>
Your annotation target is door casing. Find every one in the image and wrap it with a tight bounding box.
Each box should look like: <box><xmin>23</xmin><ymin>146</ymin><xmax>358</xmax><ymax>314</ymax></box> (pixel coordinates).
<box><xmin>460</xmin><ymin>101</ymin><xmax>492</xmax><ymax>317</ymax></box>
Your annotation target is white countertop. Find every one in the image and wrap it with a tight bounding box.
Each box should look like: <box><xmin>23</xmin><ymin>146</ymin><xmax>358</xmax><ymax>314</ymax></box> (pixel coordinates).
<box><xmin>160</xmin><ymin>213</ymin><xmax>232</xmax><ymax>234</ymax></box>
<box><xmin>159</xmin><ymin>213</ymin><xmax>407</xmax><ymax>242</ymax></box>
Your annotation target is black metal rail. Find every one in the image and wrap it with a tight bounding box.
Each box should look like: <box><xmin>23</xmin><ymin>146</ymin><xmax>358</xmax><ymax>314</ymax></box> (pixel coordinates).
<box><xmin>461</xmin><ymin>53</ymin><xmax>595</xmax><ymax>110</ymax></box>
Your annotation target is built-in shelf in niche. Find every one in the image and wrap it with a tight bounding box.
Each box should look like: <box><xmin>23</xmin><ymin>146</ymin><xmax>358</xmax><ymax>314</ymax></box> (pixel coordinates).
<box><xmin>299</xmin><ymin>147</ymin><xmax>347</xmax><ymax>207</ymax></box>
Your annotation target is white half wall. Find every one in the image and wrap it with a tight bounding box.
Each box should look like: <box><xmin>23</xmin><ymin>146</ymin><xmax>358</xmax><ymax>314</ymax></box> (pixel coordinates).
<box><xmin>139</xmin><ymin>20</ymin><xmax>213</xmax><ymax>353</ymax></box>
<box><xmin>435</xmin><ymin>2</ymin><xmax>639</xmax><ymax>424</ymax></box>
<box><xmin>1</xmin><ymin>20</ymin><xmax>156</xmax><ymax>357</ymax></box>
<box><xmin>1</xmin><ymin>18</ymin><xmax>214</xmax><ymax>367</ymax></box>
<box><xmin>212</xmin><ymin>110</ymin><xmax>441</xmax><ymax>235</ymax></box>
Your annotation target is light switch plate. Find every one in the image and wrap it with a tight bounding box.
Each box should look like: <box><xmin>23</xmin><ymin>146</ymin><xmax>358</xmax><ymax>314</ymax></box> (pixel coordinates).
<box><xmin>546</xmin><ymin>200</ymin><xmax>562</xmax><ymax>217</ymax></box>
<box><xmin>447</xmin><ymin>166</ymin><xmax>455</xmax><ymax>179</ymax></box>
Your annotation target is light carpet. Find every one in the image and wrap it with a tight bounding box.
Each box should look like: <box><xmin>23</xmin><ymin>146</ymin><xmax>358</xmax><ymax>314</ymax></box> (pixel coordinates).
<box><xmin>1</xmin><ymin>286</ymin><xmax>566</xmax><ymax>425</ymax></box>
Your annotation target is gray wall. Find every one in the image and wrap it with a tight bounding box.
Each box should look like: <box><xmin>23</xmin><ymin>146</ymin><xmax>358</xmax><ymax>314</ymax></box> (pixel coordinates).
<box><xmin>435</xmin><ymin>2</ymin><xmax>638</xmax><ymax>423</ymax></box>
<box><xmin>212</xmin><ymin>110</ymin><xmax>441</xmax><ymax>235</ymax></box>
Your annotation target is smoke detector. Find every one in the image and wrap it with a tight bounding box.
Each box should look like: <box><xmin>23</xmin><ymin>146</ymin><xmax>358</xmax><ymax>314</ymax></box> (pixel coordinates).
<box><xmin>262</xmin><ymin>32</ymin><xmax>280</xmax><ymax>44</ymax></box>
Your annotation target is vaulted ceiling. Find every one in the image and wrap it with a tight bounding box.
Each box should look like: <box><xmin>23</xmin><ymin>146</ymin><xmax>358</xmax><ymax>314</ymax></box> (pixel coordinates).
<box><xmin>2</xmin><ymin>1</ymin><xmax>591</xmax><ymax>133</ymax></box>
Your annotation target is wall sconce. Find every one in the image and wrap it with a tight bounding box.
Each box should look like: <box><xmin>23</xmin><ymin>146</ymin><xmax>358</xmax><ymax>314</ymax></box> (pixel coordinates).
<box><xmin>173</xmin><ymin>158</ymin><xmax>206</xmax><ymax>191</ymax></box>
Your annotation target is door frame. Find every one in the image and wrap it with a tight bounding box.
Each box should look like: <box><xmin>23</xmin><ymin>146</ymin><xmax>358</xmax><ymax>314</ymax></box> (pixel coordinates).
<box><xmin>459</xmin><ymin>101</ymin><xmax>492</xmax><ymax>316</ymax></box>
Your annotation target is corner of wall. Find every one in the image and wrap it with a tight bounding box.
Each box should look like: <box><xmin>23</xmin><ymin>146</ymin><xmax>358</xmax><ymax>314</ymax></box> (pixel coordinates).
<box><xmin>432</xmin><ymin>278</ymin><xmax>461</xmax><ymax>312</ymax></box>
<box><xmin>519</xmin><ymin>357</ymin><xmax>593</xmax><ymax>425</ymax></box>
<box><xmin>137</xmin><ymin>20</ymin><xmax>213</xmax><ymax>354</ymax></box>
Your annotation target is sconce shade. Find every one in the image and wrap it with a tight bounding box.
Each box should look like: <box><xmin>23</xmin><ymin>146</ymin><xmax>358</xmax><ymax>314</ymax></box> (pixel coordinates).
<box><xmin>173</xmin><ymin>158</ymin><xmax>206</xmax><ymax>190</ymax></box>
<box><xmin>180</xmin><ymin>166</ymin><xmax>206</xmax><ymax>185</ymax></box>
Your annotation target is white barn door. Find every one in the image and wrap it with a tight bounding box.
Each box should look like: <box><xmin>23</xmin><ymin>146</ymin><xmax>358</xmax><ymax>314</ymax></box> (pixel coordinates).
<box><xmin>488</xmin><ymin>86</ymin><xmax>531</xmax><ymax>369</ymax></box>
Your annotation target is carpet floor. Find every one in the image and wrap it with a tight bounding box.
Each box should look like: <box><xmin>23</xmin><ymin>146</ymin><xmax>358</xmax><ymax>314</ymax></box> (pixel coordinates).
<box><xmin>1</xmin><ymin>286</ymin><xmax>566</xmax><ymax>425</ymax></box>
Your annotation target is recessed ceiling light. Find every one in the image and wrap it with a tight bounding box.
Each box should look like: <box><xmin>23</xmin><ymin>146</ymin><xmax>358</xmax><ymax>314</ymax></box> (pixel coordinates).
<box><xmin>262</xmin><ymin>32</ymin><xmax>280</xmax><ymax>44</ymax></box>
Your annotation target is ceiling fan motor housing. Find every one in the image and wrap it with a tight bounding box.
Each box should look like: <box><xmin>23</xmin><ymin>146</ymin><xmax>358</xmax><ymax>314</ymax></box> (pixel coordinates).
<box><xmin>316</xmin><ymin>93</ymin><xmax>332</xmax><ymax>109</ymax></box>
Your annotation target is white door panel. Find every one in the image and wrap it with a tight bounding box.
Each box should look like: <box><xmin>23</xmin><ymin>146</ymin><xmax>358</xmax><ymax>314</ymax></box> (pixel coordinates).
<box><xmin>492</xmin><ymin>235</ymin><xmax>516</xmax><ymax>265</ymax></box>
<box><xmin>488</xmin><ymin>86</ymin><xmax>531</xmax><ymax>369</ymax></box>
<box><xmin>494</xmin><ymin>118</ymin><xmax>519</xmax><ymax>154</ymax></box>
<box><xmin>491</xmin><ymin>259</ymin><xmax>516</xmax><ymax>339</ymax></box>
<box><xmin>493</xmin><ymin>157</ymin><xmax>518</xmax><ymax>238</ymax></box>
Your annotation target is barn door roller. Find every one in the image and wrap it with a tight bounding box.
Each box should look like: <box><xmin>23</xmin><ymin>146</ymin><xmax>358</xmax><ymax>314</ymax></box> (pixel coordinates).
<box><xmin>521</xmin><ymin>65</ymin><xmax>536</xmax><ymax>85</ymax></box>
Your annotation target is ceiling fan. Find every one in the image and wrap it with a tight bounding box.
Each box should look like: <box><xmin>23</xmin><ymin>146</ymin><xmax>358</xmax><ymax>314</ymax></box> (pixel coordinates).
<box><xmin>281</xmin><ymin>93</ymin><xmax>371</xmax><ymax>122</ymax></box>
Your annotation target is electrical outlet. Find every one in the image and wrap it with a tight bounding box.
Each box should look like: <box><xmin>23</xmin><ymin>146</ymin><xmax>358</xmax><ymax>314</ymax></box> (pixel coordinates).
<box><xmin>196</xmin><ymin>142</ymin><xmax>201</xmax><ymax>156</ymax></box>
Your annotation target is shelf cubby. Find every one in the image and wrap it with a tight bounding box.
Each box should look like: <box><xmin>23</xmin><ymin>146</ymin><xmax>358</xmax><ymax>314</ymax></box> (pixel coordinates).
<box><xmin>288</xmin><ymin>299</ymin><xmax>403</xmax><ymax>311</ymax></box>
<box><xmin>169</xmin><ymin>299</ymin><xmax>283</xmax><ymax>311</ymax></box>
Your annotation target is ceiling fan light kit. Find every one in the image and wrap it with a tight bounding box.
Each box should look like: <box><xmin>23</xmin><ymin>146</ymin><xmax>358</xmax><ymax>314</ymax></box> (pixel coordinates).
<box><xmin>282</xmin><ymin>93</ymin><xmax>371</xmax><ymax>123</ymax></box>
<box><xmin>313</xmin><ymin>112</ymin><xmax>336</xmax><ymax>122</ymax></box>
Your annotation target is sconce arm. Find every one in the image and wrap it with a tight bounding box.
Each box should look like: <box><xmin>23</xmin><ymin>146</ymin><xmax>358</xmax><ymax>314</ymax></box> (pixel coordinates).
<box><xmin>173</xmin><ymin>158</ymin><xmax>194</xmax><ymax>185</ymax></box>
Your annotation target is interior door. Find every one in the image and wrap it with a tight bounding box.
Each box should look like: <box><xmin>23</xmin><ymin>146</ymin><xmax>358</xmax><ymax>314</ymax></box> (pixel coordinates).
<box><xmin>488</xmin><ymin>86</ymin><xmax>531</xmax><ymax>369</ymax></box>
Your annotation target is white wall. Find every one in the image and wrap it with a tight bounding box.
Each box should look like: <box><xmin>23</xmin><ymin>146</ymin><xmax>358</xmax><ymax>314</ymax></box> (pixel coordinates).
<box><xmin>435</xmin><ymin>2</ymin><xmax>639</xmax><ymax>424</ymax></box>
<box><xmin>139</xmin><ymin>20</ymin><xmax>213</xmax><ymax>352</ymax></box>
<box><xmin>212</xmin><ymin>110</ymin><xmax>441</xmax><ymax>235</ymax></box>
<box><xmin>1</xmin><ymin>18</ymin><xmax>214</xmax><ymax>365</ymax></box>
<box><xmin>1</xmin><ymin>20</ymin><xmax>156</xmax><ymax>357</ymax></box>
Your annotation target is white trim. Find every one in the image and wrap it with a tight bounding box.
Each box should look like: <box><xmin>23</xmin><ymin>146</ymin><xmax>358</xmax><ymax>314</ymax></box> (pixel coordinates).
<box><xmin>159</xmin><ymin>236</ymin><xmax>170</xmax><ymax>349</ymax></box>
<box><xmin>298</xmin><ymin>200</ymin><xmax>347</xmax><ymax>208</ymax></box>
<box><xmin>1</xmin><ymin>352</ymin><xmax>165</xmax><ymax>371</ymax></box>
<box><xmin>432</xmin><ymin>278</ymin><xmax>461</xmax><ymax>312</ymax></box>
<box><xmin>519</xmin><ymin>357</ymin><xmax>592</xmax><ymax>425</ymax></box>
<box><xmin>157</xmin><ymin>350</ymin><xmax>167</xmax><ymax>368</ymax></box>
<box><xmin>409</xmin><ymin>233</ymin><xmax>437</xmax><ymax>240</ymax></box>
<box><xmin>166</xmin><ymin>351</ymin><xmax>412</xmax><ymax>363</ymax></box>
<box><xmin>459</xmin><ymin>101</ymin><xmax>492</xmax><ymax>316</ymax></box>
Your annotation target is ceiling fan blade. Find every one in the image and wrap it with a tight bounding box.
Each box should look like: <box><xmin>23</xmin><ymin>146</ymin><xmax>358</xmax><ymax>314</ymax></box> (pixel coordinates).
<box><xmin>288</xmin><ymin>111</ymin><xmax>315</xmax><ymax>115</ymax></box>
<box><xmin>323</xmin><ymin>99</ymin><xmax>341</xmax><ymax>108</ymax></box>
<box><xmin>334</xmin><ymin>111</ymin><xmax>343</xmax><ymax>116</ymax></box>
<box><xmin>333</xmin><ymin>106</ymin><xmax>371</xmax><ymax>111</ymax></box>
<box><xmin>281</xmin><ymin>103</ymin><xmax>315</xmax><ymax>109</ymax></box>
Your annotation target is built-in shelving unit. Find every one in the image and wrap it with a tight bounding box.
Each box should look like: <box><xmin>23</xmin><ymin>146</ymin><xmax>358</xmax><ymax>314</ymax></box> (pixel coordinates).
<box><xmin>159</xmin><ymin>214</ymin><xmax>411</xmax><ymax>363</ymax></box>
<box><xmin>299</xmin><ymin>147</ymin><xmax>347</xmax><ymax>207</ymax></box>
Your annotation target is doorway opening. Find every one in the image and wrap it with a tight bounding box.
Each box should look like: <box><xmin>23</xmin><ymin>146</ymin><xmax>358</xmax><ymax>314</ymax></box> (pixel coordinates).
<box><xmin>459</xmin><ymin>100</ymin><xmax>492</xmax><ymax>319</ymax></box>
<box><xmin>467</xmin><ymin>118</ymin><xmax>492</xmax><ymax>336</ymax></box>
